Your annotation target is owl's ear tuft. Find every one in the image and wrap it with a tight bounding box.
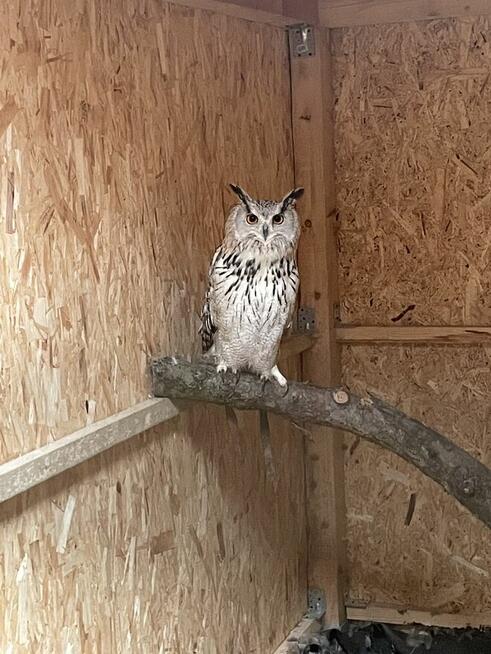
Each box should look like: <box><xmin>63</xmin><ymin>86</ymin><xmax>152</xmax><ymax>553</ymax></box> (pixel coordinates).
<box><xmin>281</xmin><ymin>186</ymin><xmax>304</xmax><ymax>211</ymax></box>
<box><xmin>229</xmin><ymin>184</ymin><xmax>252</xmax><ymax>211</ymax></box>
<box><xmin>280</xmin><ymin>187</ymin><xmax>304</xmax><ymax>211</ymax></box>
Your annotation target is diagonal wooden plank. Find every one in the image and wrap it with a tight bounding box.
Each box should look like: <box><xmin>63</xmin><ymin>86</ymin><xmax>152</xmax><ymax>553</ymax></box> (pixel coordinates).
<box><xmin>273</xmin><ymin>617</ymin><xmax>322</xmax><ymax>653</ymax></box>
<box><xmin>0</xmin><ymin>398</ymin><xmax>179</xmax><ymax>503</ymax></box>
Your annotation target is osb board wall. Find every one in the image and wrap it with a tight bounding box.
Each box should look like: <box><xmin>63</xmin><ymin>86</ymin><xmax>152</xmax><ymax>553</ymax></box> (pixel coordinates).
<box><xmin>0</xmin><ymin>1</ymin><xmax>306</xmax><ymax>651</ymax></box>
<box><xmin>332</xmin><ymin>18</ymin><xmax>491</xmax><ymax>612</ymax></box>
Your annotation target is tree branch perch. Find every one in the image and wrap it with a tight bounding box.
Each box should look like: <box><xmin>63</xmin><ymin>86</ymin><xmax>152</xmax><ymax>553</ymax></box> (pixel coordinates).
<box><xmin>151</xmin><ymin>356</ymin><xmax>491</xmax><ymax>530</ymax></box>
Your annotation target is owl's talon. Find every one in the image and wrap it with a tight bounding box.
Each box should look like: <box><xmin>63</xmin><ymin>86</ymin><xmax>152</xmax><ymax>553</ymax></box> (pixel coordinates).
<box><xmin>270</xmin><ymin>365</ymin><xmax>287</xmax><ymax>388</ymax></box>
<box><xmin>232</xmin><ymin>371</ymin><xmax>241</xmax><ymax>390</ymax></box>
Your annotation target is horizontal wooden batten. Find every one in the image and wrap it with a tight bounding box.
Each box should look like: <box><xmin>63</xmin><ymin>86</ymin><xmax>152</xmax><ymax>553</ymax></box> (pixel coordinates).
<box><xmin>320</xmin><ymin>0</ymin><xmax>491</xmax><ymax>28</ymax></box>
<box><xmin>336</xmin><ymin>326</ymin><xmax>491</xmax><ymax>345</ymax></box>
<box><xmin>171</xmin><ymin>0</ymin><xmax>318</xmax><ymax>27</ymax></box>
<box><xmin>279</xmin><ymin>332</ymin><xmax>316</xmax><ymax>360</ymax></box>
<box><xmin>0</xmin><ymin>398</ymin><xmax>179</xmax><ymax>504</ymax></box>
<box><xmin>347</xmin><ymin>604</ymin><xmax>491</xmax><ymax>629</ymax></box>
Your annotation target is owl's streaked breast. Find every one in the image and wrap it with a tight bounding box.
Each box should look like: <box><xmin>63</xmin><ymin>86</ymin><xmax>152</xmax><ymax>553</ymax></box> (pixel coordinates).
<box><xmin>208</xmin><ymin>249</ymin><xmax>298</xmax><ymax>370</ymax></box>
<box><xmin>199</xmin><ymin>185</ymin><xmax>303</xmax><ymax>377</ymax></box>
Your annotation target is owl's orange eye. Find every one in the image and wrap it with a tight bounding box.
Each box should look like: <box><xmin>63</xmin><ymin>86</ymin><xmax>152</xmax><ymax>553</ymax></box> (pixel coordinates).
<box><xmin>272</xmin><ymin>213</ymin><xmax>284</xmax><ymax>225</ymax></box>
<box><xmin>246</xmin><ymin>213</ymin><xmax>258</xmax><ymax>225</ymax></box>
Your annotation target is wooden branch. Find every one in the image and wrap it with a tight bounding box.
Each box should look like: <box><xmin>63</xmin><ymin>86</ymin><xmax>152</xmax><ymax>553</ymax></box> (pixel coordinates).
<box><xmin>152</xmin><ymin>357</ymin><xmax>491</xmax><ymax>530</ymax></box>
<box><xmin>336</xmin><ymin>326</ymin><xmax>491</xmax><ymax>345</ymax></box>
<box><xmin>0</xmin><ymin>398</ymin><xmax>179</xmax><ymax>503</ymax></box>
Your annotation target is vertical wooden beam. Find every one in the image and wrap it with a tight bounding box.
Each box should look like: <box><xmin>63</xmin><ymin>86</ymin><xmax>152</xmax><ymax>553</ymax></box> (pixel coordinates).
<box><xmin>290</xmin><ymin>28</ymin><xmax>347</xmax><ymax>627</ymax></box>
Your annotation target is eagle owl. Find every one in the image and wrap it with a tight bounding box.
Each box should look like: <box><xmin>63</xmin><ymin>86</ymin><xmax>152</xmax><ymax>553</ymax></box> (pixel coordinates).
<box><xmin>199</xmin><ymin>184</ymin><xmax>303</xmax><ymax>386</ymax></box>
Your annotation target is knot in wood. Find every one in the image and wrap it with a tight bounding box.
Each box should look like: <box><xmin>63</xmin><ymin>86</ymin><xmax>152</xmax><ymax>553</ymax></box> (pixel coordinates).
<box><xmin>452</xmin><ymin>466</ymin><xmax>476</xmax><ymax>497</ymax></box>
<box><xmin>332</xmin><ymin>389</ymin><xmax>349</xmax><ymax>405</ymax></box>
<box><xmin>462</xmin><ymin>477</ymin><xmax>476</xmax><ymax>497</ymax></box>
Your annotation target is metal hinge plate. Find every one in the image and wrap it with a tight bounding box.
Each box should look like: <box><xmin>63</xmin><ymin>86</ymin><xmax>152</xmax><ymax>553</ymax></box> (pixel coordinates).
<box><xmin>288</xmin><ymin>24</ymin><xmax>315</xmax><ymax>58</ymax></box>
<box><xmin>297</xmin><ymin>306</ymin><xmax>316</xmax><ymax>333</ymax></box>
<box><xmin>305</xmin><ymin>587</ymin><xmax>326</xmax><ymax>620</ymax></box>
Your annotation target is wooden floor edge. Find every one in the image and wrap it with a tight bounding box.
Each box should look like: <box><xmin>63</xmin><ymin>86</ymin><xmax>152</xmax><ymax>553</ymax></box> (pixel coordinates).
<box><xmin>347</xmin><ymin>604</ymin><xmax>491</xmax><ymax>629</ymax></box>
<box><xmin>273</xmin><ymin>617</ymin><xmax>322</xmax><ymax>653</ymax></box>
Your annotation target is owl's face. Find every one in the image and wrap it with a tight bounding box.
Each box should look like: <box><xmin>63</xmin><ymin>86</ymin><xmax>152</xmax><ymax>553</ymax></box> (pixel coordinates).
<box><xmin>224</xmin><ymin>184</ymin><xmax>303</xmax><ymax>256</ymax></box>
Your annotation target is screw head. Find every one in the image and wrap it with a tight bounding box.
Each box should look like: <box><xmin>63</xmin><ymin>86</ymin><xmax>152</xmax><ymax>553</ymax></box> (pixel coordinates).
<box><xmin>333</xmin><ymin>389</ymin><xmax>349</xmax><ymax>404</ymax></box>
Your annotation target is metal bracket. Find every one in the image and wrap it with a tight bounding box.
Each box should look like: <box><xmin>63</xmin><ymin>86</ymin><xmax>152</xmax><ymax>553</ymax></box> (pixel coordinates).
<box><xmin>288</xmin><ymin>24</ymin><xmax>315</xmax><ymax>58</ymax></box>
<box><xmin>305</xmin><ymin>587</ymin><xmax>326</xmax><ymax>620</ymax></box>
<box><xmin>297</xmin><ymin>306</ymin><xmax>316</xmax><ymax>333</ymax></box>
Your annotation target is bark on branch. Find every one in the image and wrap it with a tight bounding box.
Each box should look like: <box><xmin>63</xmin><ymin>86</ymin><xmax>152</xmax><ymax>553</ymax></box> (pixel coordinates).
<box><xmin>151</xmin><ymin>356</ymin><xmax>491</xmax><ymax>530</ymax></box>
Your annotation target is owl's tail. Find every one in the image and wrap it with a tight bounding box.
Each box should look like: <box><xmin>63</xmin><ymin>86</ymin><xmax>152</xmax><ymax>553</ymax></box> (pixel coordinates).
<box><xmin>259</xmin><ymin>409</ymin><xmax>276</xmax><ymax>484</ymax></box>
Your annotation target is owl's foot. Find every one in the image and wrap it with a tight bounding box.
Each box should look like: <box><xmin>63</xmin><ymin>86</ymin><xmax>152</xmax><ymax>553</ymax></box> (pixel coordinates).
<box><xmin>270</xmin><ymin>365</ymin><xmax>287</xmax><ymax>388</ymax></box>
<box><xmin>260</xmin><ymin>366</ymin><xmax>289</xmax><ymax>396</ymax></box>
<box><xmin>216</xmin><ymin>362</ymin><xmax>238</xmax><ymax>379</ymax></box>
<box><xmin>218</xmin><ymin>365</ymin><xmax>241</xmax><ymax>394</ymax></box>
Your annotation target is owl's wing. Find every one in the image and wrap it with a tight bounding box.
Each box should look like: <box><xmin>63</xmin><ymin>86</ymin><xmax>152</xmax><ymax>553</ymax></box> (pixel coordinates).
<box><xmin>199</xmin><ymin>247</ymin><xmax>221</xmax><ymax>353</ymax></box>
<box><xmin>285</xmin><ymin>260</ymin><xmax>300</xmax><ymax>330</ymax></box>
<box><xmin>199</xmin><ymin>292</ymin><xmax>216</xmax><ymax>353</ymax></box>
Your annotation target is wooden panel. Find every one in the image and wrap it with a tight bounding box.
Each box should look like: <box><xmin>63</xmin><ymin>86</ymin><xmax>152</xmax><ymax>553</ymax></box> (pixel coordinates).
<box><xmin>337</xmin><ymin>326</ymin><xmax>491</xmax><ymax>344</ymax></box>
<box><xmin>0</xmin><ymin>2</ymin><xmax>306</xmax><ymax>651</ymax></box>
<box><xmin>332</xmin><ymin>18</ymin><xmax>491</xmax><ymax>616</ymax></box>
<box><xmin>291</xmin><ymin>29</ymin><xmax>347</xmax><ymax>626</ymax></box>
<box><xmin>320</xmin><ymin>0</ymin><xmax>491</xmax><ymax>28</ymax></box>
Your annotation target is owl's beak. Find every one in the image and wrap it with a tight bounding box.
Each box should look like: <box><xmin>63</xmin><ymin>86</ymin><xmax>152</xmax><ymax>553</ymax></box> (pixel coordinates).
<box><xmin>262</xmin><ymin>224</ymin><xmax>269</xmax><ymax>240</ymax></box>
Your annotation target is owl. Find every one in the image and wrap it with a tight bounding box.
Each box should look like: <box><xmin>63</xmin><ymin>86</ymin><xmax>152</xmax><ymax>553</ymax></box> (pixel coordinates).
<box><xmin>199</xmin><ymin>183</ymin><xmax>303</xmax><ymax>387</ymax></box>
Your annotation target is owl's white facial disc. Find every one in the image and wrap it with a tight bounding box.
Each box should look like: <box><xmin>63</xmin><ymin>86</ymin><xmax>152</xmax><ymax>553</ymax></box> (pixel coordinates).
<box><xmin>225</xmin><ymin>185</ymin><xmax>303</xmax><ymax>257</ymax></box>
